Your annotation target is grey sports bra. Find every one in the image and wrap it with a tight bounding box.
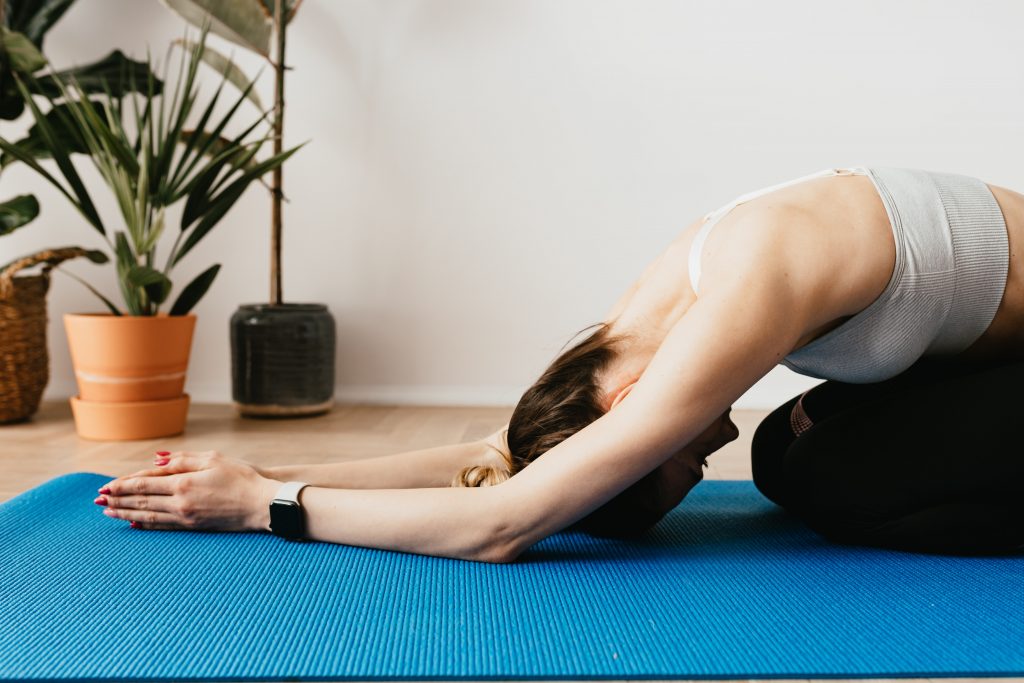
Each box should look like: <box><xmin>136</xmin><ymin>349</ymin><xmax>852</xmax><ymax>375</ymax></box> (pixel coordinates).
<box><xmin>688</xmin><ymin>166</ymin><xmax>1009</xmax><ymax>383</ymax></box>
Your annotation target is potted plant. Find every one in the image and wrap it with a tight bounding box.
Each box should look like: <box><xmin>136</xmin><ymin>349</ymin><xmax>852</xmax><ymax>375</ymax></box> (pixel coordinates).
<box><xmin>161</xmin><ymin>0</ymin><xmax>336</xmax><ymax>418</ymax></box>
<box><xmin>0</xmin><ymin>0</ymin><xmax>152</xmax><ymax>423</ymax></box>
<box><xmin>0</xmin><ymin>27</ymin><xmax>302</xmax><ymax>439</ymax></box>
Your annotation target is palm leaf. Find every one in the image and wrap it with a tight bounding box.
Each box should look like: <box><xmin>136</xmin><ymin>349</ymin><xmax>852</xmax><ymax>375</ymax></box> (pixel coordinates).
<box><xmin>114</xmin><ymin>231</ymin><xmax>143</xmax><ymax>315</ymax></box>
<box><xmin>171</xmin><ymin>38</ymin><xmax>262</xmax><ymax>110</ymax></box>
<box><xmin>173</xmin><ymin>141</ymin><xmax>304</xmax><ymax>265</ymax></box>
<box><xmin>169</xmin><ymin>263</ymin><xmax>220</xmax><ymax>315</ymax></box>
<box><xmin>0</xmin><ymin>101</ymin><xmax>94</xmax><ymax>168</ymax></box>
<box><xmin>166</xmin><ymin>58</ymin><xmax>266</xmax><ymax>194</ymax></box>
<box><xmin>56</xmin><ymin>266</ymin><xmax>123</xmax><ymax>316</ymax></box>
<box><xmin>126</xmin><ymin>264</ymin><xmax>172</xmax><ymax>305</ymax></box>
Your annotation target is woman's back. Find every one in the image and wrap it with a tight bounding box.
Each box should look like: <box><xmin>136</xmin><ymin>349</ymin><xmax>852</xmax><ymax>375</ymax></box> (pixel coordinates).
<box><xmin>608</xmin><ymin>165</ymin><xmax>1024</xmax><ymax>383</ymax></box>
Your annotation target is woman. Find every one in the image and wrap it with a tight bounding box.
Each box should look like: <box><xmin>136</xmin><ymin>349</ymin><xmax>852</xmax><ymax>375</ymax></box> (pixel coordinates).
<box><xmin>94</xmin><ymin>165</ymin><xmax>1024</xmax><ymax>560</ymax></box>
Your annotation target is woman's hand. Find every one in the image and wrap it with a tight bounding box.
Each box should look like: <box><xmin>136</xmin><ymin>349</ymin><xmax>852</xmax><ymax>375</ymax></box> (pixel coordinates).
<box><xmin>118</xmin><ymin>455</ymin><xmax>281</xmax><ymax>483</ymax></box>
<box><xmin>94</xmin><ymin>451</ymin><xmax>278</xmax><ymax>532</ymax></box>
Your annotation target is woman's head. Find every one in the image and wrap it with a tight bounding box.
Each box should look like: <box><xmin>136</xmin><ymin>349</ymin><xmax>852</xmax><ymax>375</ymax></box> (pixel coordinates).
<box><xmin>452</xmin><ymin>321</ymin><xmax>736</xmax><ymax>538</ymax></box>
<box><xmin>451</xmin><ymin>321</ymin><xmax>628</xmax><ymax>489</ymax></box>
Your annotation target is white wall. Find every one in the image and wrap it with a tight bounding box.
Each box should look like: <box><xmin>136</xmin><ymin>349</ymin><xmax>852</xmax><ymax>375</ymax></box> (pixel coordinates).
<box><xmin>3</xmin><ymin>0</ymin><xmax>1023</xmax><ymax>408</ymax></box>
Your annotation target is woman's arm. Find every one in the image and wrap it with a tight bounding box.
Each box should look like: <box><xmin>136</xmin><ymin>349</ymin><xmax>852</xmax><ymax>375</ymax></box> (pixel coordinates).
<box><xmin>262</xmin><ymin>433</ymin><xmax>505</xmax><ymax>489</ymax></box>
<box><xmin>101</xmin><ymin>449</ymin><xmax>519</xmax><ymax>563</ymax></box>
<box><xmin>107</xmin><ymin>450</ymin><xmax>527</xmax><ymax>563</ymax></box>
<box><xmin>100</xmin><ymin>224</ymin><xmax>807</xmax><ymax>563</ymax></box>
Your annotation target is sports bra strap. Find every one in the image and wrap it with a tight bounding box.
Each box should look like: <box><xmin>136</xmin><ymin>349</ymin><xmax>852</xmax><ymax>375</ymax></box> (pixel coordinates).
<box><xmin>688</xmin><ymin>166</ymin><xmax>869</xmax><ymax>294</ymax></box>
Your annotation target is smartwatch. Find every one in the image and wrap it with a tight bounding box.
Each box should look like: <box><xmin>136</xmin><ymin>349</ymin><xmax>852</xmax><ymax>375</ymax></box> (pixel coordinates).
<box><xmin>269</xmin><ymin>481</ymin><xmax>310</xmax><ymax>540</ymax></box>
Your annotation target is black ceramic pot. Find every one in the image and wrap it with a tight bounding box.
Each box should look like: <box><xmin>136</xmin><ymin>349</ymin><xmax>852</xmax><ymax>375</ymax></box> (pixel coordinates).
<box><xmin>230</xmin><ymin>303</ymin><xmax>336</xmax><ymax>418</ymax></box>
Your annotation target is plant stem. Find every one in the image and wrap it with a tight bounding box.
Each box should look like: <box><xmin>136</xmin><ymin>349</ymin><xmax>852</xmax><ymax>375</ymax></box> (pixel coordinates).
<box><xmin>270</xmin><ymin>0</ymin><xmax>286</xmax><ymax>305</ymax></box>
<box><xmin>164</xmin><ymin>229</ymin><xmax>183</xmax><ymax>273</ymax></box>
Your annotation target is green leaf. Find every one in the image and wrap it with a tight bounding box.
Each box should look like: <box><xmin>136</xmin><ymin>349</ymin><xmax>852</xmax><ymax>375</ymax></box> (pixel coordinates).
<box><xmin>114</xmin><ymin>231</ymin><xmax>135</xmax><ymax>269</ymax></box>
<box><xmin>36</xmin><ymin>50</ymin><xmax>163</xmax><ymax>99</ymax></box>
<box><xmin>126</xmin><ymin>264</ymin><xmax>172</xmax><ymax>305</ymax></box>
<box><xmin>0</xmin><ymin>128</ymin><xmax>99</xmax><ymax>230</ymax></box>
<box><xmin>114</xmin><ymin>231</ymin><xmax>143</xmax><ymax>315</ymax></box>
<box><xmin>56</xmin><ymin>266</ymin><xmax>123</xmax><ymax>316</ymax></box>
<box><xmin>0</xmin><ymin>28</ymin><xmax>47</xmax><ymax>73</ymax></box>
<box><xmin>136</xmin><ymin>207</ymin><xmax>166</xmax><ymax>255</ymax></box>
<box><xmin>179</xmin><ymin>145</ymin><xmax>237</xmax><ymax>230</ymax></box>
<box><xmin>6</xmin><ymin>0</ymin><xmax>77</xmax><ymax>47</ymax></box>
<box><xmin>0</xmin><ymin>85</ymin><xmax>26</xmax><ymax>120</ymax></box>
<box><xmin>0</xmin><ymin>194</ymin><xmax>40</xmax><ymax>235</ymax></box>
<box><xmin>11</xmin><ymin>73</ymin><xmax>106</xmax><ymax>235</ymax></box>
<box><xmin>169</xmin><ymin>263</ymin><xmax>220</xmax><ymax>315</ymax></box>
<box><xmin>1</xmin><ymin>0</ymin><xmax>79</xmax><ymax>120</ymax></box>
<box><xmin>0</xmin><ymin>101</ymin><xmax>92</xmax><ymax>168</ymax></box>
<box><xmin>172</xmin><ymin>39</ymin><xmax>262</xmax><ymax>110</ymax></box>
<box><xmin>174</xmin><ymin>141</ymin><xmax>304</xmax><ymax>265</ymax></box>
<box><xmin>169</xmin><ymin>92</ymin><xmax>269</xmax><ymax>201</ymax></box>
<box><xmin>84</xmin><ymin>249</ymin><xmax>109</xmax><ymax>264</ymax></box>
<box><xmin>151</xmin><ymin>28</ymin><xmax>205</xmax><ymax>201</ymax></box>
<box><xmin>159</xmin><ymin>0</ymin><xmax>273</xmax><ymax>58</ymax></box>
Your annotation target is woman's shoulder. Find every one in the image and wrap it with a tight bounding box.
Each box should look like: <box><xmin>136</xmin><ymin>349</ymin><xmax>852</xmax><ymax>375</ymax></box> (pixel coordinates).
<box><xmin>700</xmin><ymin>190</ymin><xmax>896</xmax><ymax>341</ymax></box>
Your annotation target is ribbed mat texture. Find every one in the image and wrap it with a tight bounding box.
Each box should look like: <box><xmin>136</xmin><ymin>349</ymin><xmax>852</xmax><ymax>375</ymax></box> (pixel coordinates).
<box><xmin>1</xmin><ymin>472</ymin><xmax>1021</xmax><ymax>681</ymax></box>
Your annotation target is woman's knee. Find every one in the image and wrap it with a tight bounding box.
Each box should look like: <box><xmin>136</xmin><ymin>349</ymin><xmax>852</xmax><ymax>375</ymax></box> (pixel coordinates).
<box><xmin>750</xmin><ymin>394</ymin><xmax>801</xmax><ymax>507</ymax></box>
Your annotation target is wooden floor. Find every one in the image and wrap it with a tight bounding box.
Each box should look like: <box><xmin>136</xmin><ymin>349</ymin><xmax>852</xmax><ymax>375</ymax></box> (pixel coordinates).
<box><xmin>0</xmin><ymin>400</ymin><xmax>1011</xmax><ymax>683</ymax></box>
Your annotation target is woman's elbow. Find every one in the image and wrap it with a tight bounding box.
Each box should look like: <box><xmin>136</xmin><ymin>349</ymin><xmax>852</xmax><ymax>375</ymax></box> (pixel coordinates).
<box><xmin>479</xmin><ymin>528</ymin><xmax>528</xmax><ymax>565</ymax></box>
<box><xmin>475</xmin><ymin>541</ymin><xmax>521</xmax><ymax>564</ymax></box>
<box><xmin>473</xmin><ymin>497</ymin><xmax>529</xmax><ymax>564</ymax></box>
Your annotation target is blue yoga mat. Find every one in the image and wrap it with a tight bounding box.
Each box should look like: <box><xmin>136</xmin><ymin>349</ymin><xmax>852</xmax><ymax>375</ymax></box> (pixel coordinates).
<box><xmin>1</xmin><ymin>472</ymin><xmax>1021</xmax><ymax>681</ymax></box>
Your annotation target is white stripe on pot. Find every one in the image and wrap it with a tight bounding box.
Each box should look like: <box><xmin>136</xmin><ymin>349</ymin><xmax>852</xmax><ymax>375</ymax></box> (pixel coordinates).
<box><xmin>74</xmin><ymin>370</ymin><xmax>187</xmax><ymax>384</ymax></box>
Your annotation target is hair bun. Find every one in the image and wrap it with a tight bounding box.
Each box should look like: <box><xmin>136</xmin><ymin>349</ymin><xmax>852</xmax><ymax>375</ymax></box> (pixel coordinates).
<box><xmin>451</xmin><ymin>464</ymin><xmax>510</xmax><ymax>488</ymax></box>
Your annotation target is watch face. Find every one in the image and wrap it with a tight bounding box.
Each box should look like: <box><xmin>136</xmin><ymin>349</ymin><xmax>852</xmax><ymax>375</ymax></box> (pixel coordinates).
<box><xmin>270</xmin><ymin>500</ymin><xmax>304</xmax><ymax>539</ymax></box>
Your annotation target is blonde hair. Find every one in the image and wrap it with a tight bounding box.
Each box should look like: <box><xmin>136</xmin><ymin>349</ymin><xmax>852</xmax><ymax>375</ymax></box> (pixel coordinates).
<box><xmin>450</xmin><ymin>430</ymin><xmax>513</xmax><ymax>487</ymax></box>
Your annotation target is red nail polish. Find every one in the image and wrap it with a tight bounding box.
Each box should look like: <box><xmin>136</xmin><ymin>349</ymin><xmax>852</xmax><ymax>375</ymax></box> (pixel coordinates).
<box><xmin>155</xmin><ymin>451</ymin><xmax>171</xmax><ymax>456</ymax></box>
<box><xmin>130</xmin><ymin>521</ymin><xmax>139</xmax><ymax>528</ymax></box>
<box><xmin>98</xmin><ymin>487</ymin><xmax>111</xmax><ymax>495</ymax></box>
<box><xmin>94</xmin><ymin>496</ymin><xmax>107</xmax><ymax>506</ymax></box>
<box><xmin>155</xmin><ymin>458</ymin><xmax>170</xmax><ymax>466</ymax></box>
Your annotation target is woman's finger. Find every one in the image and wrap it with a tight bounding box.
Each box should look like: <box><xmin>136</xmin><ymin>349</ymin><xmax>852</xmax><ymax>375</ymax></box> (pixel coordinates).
<box><xmin>102</xmin><ymin>507</ymin><xmax>180</xmax><ymax>525</ymax></box>
<box><xmin>98</xmin><ymin>455</ymin><xmax>209</xmax><ymax>493</ymax></box>
<box><xmin>101</xmin><ymin>474</ymin><xmax>178</xmax><ymax>498</ymax></box>
<box><xmin>151</xmin><ymin>454</ymin><xmax>213</xmax><ymax>475</ymax></box>
<box><xmin>131</xmin><ymin>521</ymin><xmax>181</xmax><ymax>531</ymax></box>
<box><xmin>121</xmin><ymin>466</ymin><xmax>174</xmax><ymax>480</ymax></box>
<box><xmin>102</xmin><ymin>492</ymin><xmax>178</xmax><ymax>513</ymax></box>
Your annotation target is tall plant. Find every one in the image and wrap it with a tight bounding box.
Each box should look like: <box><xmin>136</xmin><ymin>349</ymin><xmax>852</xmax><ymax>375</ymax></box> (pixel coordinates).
<box><xmin>0</xmin><ymin>26</ymin><xmax>303</xmax><ymax>315</ymax></box>
<box><xmin>0</xmin><ymin>0</ymin><xmax>156</xmax><ymax>235</ymax></box>
<box><xmin>160</xmin><ymin>0</ymin><xmax>302</xmax><ymax>305</ymax></box>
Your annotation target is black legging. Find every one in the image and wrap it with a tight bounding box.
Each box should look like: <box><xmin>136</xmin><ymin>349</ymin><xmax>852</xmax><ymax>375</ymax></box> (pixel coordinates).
<box><xmin>751</xmin><ymin>355</ymin><xmax>1024</xmax><ymax>555</ymax></box>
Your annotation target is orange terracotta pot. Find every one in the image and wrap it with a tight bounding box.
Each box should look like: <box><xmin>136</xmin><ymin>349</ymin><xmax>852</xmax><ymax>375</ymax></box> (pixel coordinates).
<box><xmin>69</xmin><ymin>394</ymin><xmax>190</xmax><ymax>441</ymax></box>
<box><xmin>64</xmin><ymin>313</ymin><xmax>196</xmax><ymax>402</ymax></box>
<box><xmin>64</xmin><ymin>312</ymin><xmax>196</xmax><ymax>440</ymax></box>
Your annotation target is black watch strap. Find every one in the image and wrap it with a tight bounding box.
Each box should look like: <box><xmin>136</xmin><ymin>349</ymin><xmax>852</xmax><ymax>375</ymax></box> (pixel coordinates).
<box><xmin>269</xmin><ymin>481</ymin><xmax>309</xmax><ymax>540</ymax></box>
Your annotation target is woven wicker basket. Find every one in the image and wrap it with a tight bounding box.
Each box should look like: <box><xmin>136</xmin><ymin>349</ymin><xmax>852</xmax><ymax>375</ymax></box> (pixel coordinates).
<box><xmin>0</xmin><ymin>247</ymin><xmax>96</xmax><ymax>424</ymax></box>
